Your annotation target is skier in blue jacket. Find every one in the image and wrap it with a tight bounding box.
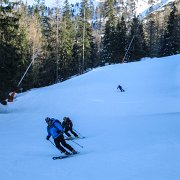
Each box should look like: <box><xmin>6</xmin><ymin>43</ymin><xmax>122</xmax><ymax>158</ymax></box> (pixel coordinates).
<box><xmin>45</xmin><ymin>117</ymin><xmax>77</xmax><ymax>155</ymax></box>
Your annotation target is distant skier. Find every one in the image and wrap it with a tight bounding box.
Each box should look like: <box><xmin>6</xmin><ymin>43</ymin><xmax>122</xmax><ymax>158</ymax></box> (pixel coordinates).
<box><xmin>62</xmin><ymin>117</ymin><xmax>79</xmax><ymax>139</ymax></box>
<box><xmin>45</xmin><ymin>117</ymin><xmax>77</xmax><ymax>155</ymax></box>
<box><xmin>117</xmin><ymin>85</ymin><xmax>125</xmax><ymax>92</ymax></box>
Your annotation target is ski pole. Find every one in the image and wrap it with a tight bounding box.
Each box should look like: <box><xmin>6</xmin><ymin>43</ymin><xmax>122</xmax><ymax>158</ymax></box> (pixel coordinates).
<box><xmin>64</xmin><ymin>135</ymin><xmax>84</xmax><ymax>148</ymax></box>
<box><xmin>73</xmin><ymin>128</ymin><xmax>85</xmax><ymax>138</ymax></box>
<box><xmin>49</xmin><ymin>139</ymin><xmax>56</xmax><ymax>147</ymax></box>
<box><xmin>70</xmin><ymin>139</ymin><xmax>84</xmax><ymax>148</ymax></box>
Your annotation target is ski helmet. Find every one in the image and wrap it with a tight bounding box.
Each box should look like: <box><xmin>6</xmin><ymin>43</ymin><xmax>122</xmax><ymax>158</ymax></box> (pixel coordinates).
<box><xmin>45</xmin><ymin>117</ymin><xmax>50</xmax><ymax>123</ymax></box>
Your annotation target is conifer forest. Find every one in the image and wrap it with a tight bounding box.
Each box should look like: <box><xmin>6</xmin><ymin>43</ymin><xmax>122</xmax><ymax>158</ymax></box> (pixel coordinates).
<box><xmin>0</xmin><ymin>0</ymin><xmax>180</xmax><ymax>100</ymax></box>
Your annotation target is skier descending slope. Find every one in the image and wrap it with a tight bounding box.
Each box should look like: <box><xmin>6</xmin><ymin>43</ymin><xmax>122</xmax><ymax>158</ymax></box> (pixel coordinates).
<box><xmin>45</xmin><ymin>117</ymin><xmax>77</xmax><ymax>156</ymax></box>
<box><xmin>62</xmin><ymin>117</ymin><xmax>79</xmax><ymax>139</ymax></box>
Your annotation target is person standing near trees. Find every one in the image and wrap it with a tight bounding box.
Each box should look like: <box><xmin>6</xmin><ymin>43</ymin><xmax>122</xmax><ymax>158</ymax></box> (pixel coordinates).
<box><xmin>8</xmin><ymin>91</ymin><xmax>16</xmax><ymax>102</ymax></box>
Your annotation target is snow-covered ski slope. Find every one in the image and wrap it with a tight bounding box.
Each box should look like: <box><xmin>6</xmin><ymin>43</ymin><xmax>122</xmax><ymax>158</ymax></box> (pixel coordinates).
<box><xmin>0</xmin><ymin>54</ymin><xmax>180</xmax><ymax>180</ymax></box>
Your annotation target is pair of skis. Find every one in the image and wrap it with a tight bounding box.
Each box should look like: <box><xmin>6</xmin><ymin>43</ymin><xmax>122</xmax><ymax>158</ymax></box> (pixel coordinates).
<box><xmin>65</xmin><ymin>136</ymin><xmax>85</xmax><ymax>140</ymax></box>
<box><xmin>52</xmin><ymin>152</ymin><xmax>79</xmax><ymax>160</ymax></box>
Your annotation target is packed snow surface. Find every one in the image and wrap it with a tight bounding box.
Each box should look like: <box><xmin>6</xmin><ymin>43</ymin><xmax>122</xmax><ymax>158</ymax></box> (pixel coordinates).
<box><xmin>0</xmin><ymin>54</ymin><xmax>180</xmax><ymax>180</ymax></box>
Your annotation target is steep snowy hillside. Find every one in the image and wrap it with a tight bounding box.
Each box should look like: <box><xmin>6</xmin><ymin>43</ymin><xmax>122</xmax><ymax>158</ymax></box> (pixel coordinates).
<box><xmin>0</xmin><ymin>54</ymin><xmax>180</xmax><ymax>180</ymax></box>
<box><xmin>140</xmin><ymin>0</ymin><xmax>175</xmax><ymax>17</ymax></box>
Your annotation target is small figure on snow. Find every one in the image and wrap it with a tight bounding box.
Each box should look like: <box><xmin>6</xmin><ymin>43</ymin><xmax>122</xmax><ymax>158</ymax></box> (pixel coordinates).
<box><xmin>45</xmin><ymin>117</ymin><xmax>77</xmax><ymax>155</ymax></box>
<box><xmin>62</xmin><ymin>117</ymin><xmax>78</xmax><ymax>139</ymax></box>
<box><xmin>8</xmin><ymin>91</ymin><xmax>16</xmax><ymax>102</ymax></box>
<box><xmin>117</xmin><ymin>85</ymin><xmax>125</xmax><ymax>92</ymax></box>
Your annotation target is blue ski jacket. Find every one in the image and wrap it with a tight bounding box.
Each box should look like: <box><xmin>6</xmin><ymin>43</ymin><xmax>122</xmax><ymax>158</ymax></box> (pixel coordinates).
<box><xmin>47</xmin><ymin>118</ymin><xmax>63</xmax><ymax>139</ymax></box>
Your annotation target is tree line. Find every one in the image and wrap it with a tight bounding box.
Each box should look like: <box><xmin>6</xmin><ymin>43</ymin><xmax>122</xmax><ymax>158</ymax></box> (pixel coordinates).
<box><xmin>0</xmin><ymin>0</ymin><xmax>180</xmax><ymax>101</ymax></box>
<box><xmin>101</xmin><ymin>0</ymin><xmax>180</xmax><ymax>63</ymax></box>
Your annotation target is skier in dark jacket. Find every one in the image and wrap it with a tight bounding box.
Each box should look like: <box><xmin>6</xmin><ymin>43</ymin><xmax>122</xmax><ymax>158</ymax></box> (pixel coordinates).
<box><xmin>62</xmin><ymin>117</ymin><xmax>78</xmax><ymax>138</ymax></box>
<box><xmin>117</xmin><ymin>85</ymin><xmax>125</xmax><ymax>92</ymax></box>
<box><xmin>45</xmin><ymin>117</ymin><xmax>77</xmax><ymax>155</ymax></box>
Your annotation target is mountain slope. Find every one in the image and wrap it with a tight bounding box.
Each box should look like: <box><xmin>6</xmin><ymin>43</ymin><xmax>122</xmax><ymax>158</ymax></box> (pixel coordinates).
<box><xmin>140</xmin><ymin>0</ymin><xmax>175</xmax><ymax>17</ymax></box>
<box><xmin>0</xmin><ymin>54</ymin><xmax>180</xmax><ymax>180</ymax></box>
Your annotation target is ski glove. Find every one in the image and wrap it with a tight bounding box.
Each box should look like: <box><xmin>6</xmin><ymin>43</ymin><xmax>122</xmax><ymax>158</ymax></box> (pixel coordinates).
<box><xmin>46</xmin><ymin>135</ymin><xmax>50</xmax><ymax>140</ymax></box>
